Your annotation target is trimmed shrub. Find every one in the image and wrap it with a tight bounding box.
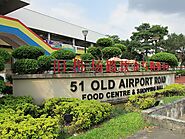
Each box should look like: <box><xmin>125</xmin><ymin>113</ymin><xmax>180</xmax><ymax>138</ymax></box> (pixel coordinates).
<box><xmin>0</xmin><ymin>76</ymin><xmax>4</xmax><ymax>81</ymax></box>
<box><xmin>43</xmin><ymin>98</ymin><xmax>112</xmax><ymax>132</ymax></box>
<box><xmin>0</xmin><ymin>80</ymin><xmax>5</xmax><ymax>94</ymax></box>
<box><xmin>87</xmin><ymin>46</ymin><xmax>102</xmax><ymax>59</ymax></box>
<box><xmin>0</xmin><ymin>56</ymin><xmax>5</xmax><ymax>71</ymax></box>
<box><xmin>176</xmin><ymin>70</ymin><xmax>185</xmax><ymax>76</ymax></box>
<box><xmin>13</xmin><ymin>59</ymin><xmax>38</xmax><ymax>74</ymax></box>
<box><xmin>38</xmin><ymin>55</ymin><xmax>52</xmax><ymax>73</ymax></box>
<box><xmin>150</xmin><ymin>52</ymin><xmax>178</xmax><ymax>67</ymax></box>
<box><xmin>126</xmin><ymin>84</ymin><xmax>185</xmax><ymax>110</ymax></box>
<box><xmin>96</xmin><ymin>38</ymin><xmax>113</xmax><ymax>48</ymax></box>
<box><xmin>51</xmin><ymin>49</ymin><xmax>76</xmax><ymax>60</ymax></box>
<box><xmin>80</xmin><ymin>53</ymin><xmax>95</xmax><ymax>61</ymax></box>
<box><xmin>102</xmin><ymin>47</ymin><xmax>122</xmax><ymax>59</ymax></box>
<box><xmin>112</xmin><ymin>43</ymin><xmax>127</xmax><ymax>52</ymax></box>
<box><xmin>0</xmin><ymin>49</ymin><xmax>11</xmax><ymax>62</ymax></box>
<box><xmin>0</xmin><ymin>114</ymin><xmax>60</xmax><ymax>139</ymax></box>
<box><xmin>12</xmin><ymin>45</ymin><xmax>45</xmax><ymax>59</ymax></box>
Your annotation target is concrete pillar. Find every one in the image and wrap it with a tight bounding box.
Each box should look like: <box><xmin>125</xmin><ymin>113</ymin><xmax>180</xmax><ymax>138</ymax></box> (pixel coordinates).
<box><xmin>47</xmin><ymin>33</ymin><xmax>51</xmax><ymax>43</ymax></box>
<box><xmin>72</xmin><ymin>38</ymin><xmax>75</xmax><ymax>47</ymax></box>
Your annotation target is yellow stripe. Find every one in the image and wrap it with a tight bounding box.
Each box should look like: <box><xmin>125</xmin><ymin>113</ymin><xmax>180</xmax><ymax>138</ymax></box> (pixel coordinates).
<box><xmin>0</xmin><ymin>18</ymin><xmax>54</xmax><ymax>53</ymax></box>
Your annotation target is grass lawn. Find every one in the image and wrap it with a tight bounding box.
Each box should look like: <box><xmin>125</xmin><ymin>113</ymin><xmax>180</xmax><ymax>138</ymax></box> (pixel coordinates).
<box><xmin>161</xmin><ymin>96</ymin><xmax>185</xmax><ymax>105</ymax></box>
<box><xmin>69</xmin><ymin>112</ymin><xmax>147</xmax><ymax>139</ymax></box>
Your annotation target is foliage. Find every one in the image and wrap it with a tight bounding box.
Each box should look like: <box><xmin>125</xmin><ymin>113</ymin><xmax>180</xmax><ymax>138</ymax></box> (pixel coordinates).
<box><xmin>176</xmin><ymin>70</ymin><xmax>185</xmax><ymax>76</ymax></box>
<box><xmin>51</xmin><ymin>49</ymin><xmax>76</xmax><ymax>60</ymax></box>
<box><xmin>0</xmin><ymin>76</ymin><xmax>4</xmax><ymax>81</ymax></box>
<box><xmin>37</xmin><ymin>55</ymin><xmax>52</xmax><ymax>73</ymax></box>
<box><xmin>102</xmin><ymin>47</ymin><xmax>122</xmax><ymax>59</ymax></box>
<box><xmin>12</xmin><ymin>45</ymin><xmax>45</xmax><ymax>59</ymax></box>
<box><xmin>112</xmin><ymin>43</ymin><xmax>127</xmax><ymax>52</ymax></box>
<box><xmin>0</xmin><ymin>96</ymin><xmax>61</xmax><ymax>138</ymax></box>
<box><xmin>150</xmin><ymin>52</ymin><xmax>178</xmax><ymax>67</ymax></box>
<box><xmin>43</xmin><ymin>98</ymin><xmax>112</xmax><ymax>132</ymax></box>
<box><xmin>0</xmin><ymin>114</ymin><xmax>60</xmax><ymax>139</ymax></box>
<box><xmin>0</xmin><ymin>56</ymin><xmax>5</xmax><ymax>71</ymax></box>
<box><xmin>0</xmin><ymin>80</ymin><xmax>5</xmax><ymax>94</ymax></box>
<box><xmin>3</xmin><ymin>86</ymin><xmax>13</xmax><ymax>94</ymax></box>
<box><xmin>96</xmin><ymin>38</ymin><xmax>113</xmax><ymax>48</ymax></box>
<box><xmin>161</xmin><ymin>96</ymin><xmax>185</xmax><ymax>105</ymax></box>
<box><xmin>107</xmin><ymin>35</ymin><xmax>125</xmax><ymax>44</ymax></box>
<box><xmin>0</xmin><ymin>49</ymin><xmax>11</xmax><ymax>62</ymax></box>
<box><xmin>130</xmin><ymin>23</ymin><xmax>168</xmax><ymax>56</ymax></box>
<box><xmin>161</xmin><ymin>33</ymin><xmax>185</xmax><ymax>66</ymax></box>
<box><xmin>13</xmin><ymin>59</ymin><xmax>38</xmax><ymax>74</ymax></box>
<box><xmin>80</xmin><ymin>53</ymin><xmax>95</xmax><ymax>61</ymax></box>
<box><xmin>126</xmin><ymin>84</ymin><xmax>185</xmax><ymax>110</ymax></box>
<box><xmin>128</xmin><ymin>94</ymin><xmax>156</xmax><ymax>110</ymax></box>
<box><xmin>87</xmin><ymin>46</ymin><xmax>102</xmax><ymax>59</ymax></box>
<box><xmin>69</xmin><ymin>112</ymin><xmax>147</xmax><ymax>139</ymax></box>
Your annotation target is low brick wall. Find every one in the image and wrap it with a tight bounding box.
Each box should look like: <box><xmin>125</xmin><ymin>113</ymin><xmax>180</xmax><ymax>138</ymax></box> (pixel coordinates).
<box><xmin>142</xmin><ymin>98</ymin><xmax>185</xmax><ymax>133</ymax></box>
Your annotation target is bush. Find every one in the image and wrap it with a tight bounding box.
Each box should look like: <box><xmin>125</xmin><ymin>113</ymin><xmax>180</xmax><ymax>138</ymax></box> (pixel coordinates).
<box><xmin>126</xmin><ymin>84</ymin><xmax>185</xmax><ymax>110</ymax></box>
<box><xmin>112</xmin><ymin>43</ymin><xmax>127</xmax><ymax>52</ymax></box>
<box><xmin>80</xmin><ymin>53</ymin><xmax>95</xmax><ymax>61</ymax></box>
<box><xmin>13</xmin><ymin>59</ymin><xmax>38</xmax><ymax>74</ymax></box>
<box><xmin>96</xmin><ymin>38</ymin><xmax>113</xmax><ymax>48</ymax></box>
<box><xmin>150</xmin><ymin>52</ymin><xmax>178</xmax><ymax>67</ymax></box>
<box><xmin>87</xmin><ymin>47</ymin><xmax>102</xmax><ymax>59</ymax></box>
<box><xmin>102</xmin><ymin>47</ymin><xmax>122</xmax><ymax>59</ymax></box>
<box><xmin>0</xmin><ymin>49</ymin><xmax>11</xmax><ymax>62</ymax></box>
<box><xmin>0</xmin><ymin>56</ymin><xmax>5</xmax><ymax>71</ymax></box>
<box><xmin>12</xmin><ymin>45</ymin><xmax>45</xmax><ymax>59</ymax></box>
<box><xmin>0</xmin><ymin>80</ymin><xmax>5</xmax><ymax>94</ymax></box>
<box><xmin>0</xmin><ymin>96</ymin><xmax>33</xmax><ymax>108</ymax></box>
<box><xmin>43</xmin><ymin>98</ymin><xmax>112</xmax><ymax>132</ymax></box>
<box><xmin>51</xmin><ymin>49</ymin><xmax>76</xmax><ymax>60</ymax></box>
<box><xmin>0</xmin><ymin>76</ymin><xmax>4</xmax><ymax>81</ymax></box>
<box><xmin>176</xmin><ymin>70</ymin><xmax>185</xmax><ymax>76</ymax></box>
<box><xmin>0</xmin><ymin>114</ymin><xmax>60</xmax><ymax>139</ymax></box>
<box><xmin>38</xmin><ymin>55</ymin><xmax>52</xmax><ymax>73</ymax></box>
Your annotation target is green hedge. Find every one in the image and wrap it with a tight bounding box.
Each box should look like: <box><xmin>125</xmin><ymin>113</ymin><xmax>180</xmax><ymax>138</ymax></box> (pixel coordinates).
<box><xmin>176</xmin><ymin>70</ymin><xmax>185</xmax><ymax>76</ymax></box>
<box><xmin>13</xmin><ymin>59</ymin><xmax>38</xmax><ymax>74</ymax></box>
<box><xmin>102</xmin><ymin>47</ymin><xmax>122</xmax><ymax>59</ymax></box>
<box><xmin>12</xmin><ymin>45</ymin><xmax>45</xmax><ymax>59</ymax></box>
<box><xmin>37</xmin><ymin>55</ymin><xmax>52</xmax><ymax>73</ymax></box>
<box><xmin>0</xmin><ymin>96</ymin><xmax>112</xmax><ymax>137</ymax></box>
<box><xmin>43</xmin><ymin>98</ymin><xmax>112</xmax><ymax>132</ymax></box>
<box><xmin>150</xmin><ymin>52</ymin><xmax>178</xmax><ymax>67</ymax></box>
<box><xmin>51</xmin><ymin>49</ymin><xmax>76</xmax><ymax>60</ymax></box>
<box><xmin>0</xmin><ymin>56</ymin><xmax>5</xmax><ymax>71</ymax></box>
<box><xmin>126</xmin><ymin>84</ymin><xmax>185</xmax><ymax>110</ymax></box>
<box><xmin>96</xmin><ymin>38</ymin><xmax>113</xmax><ymax>48</ymax></box>
<box><xmin>112</xmin><ymin>43</ymin><xmax>127</xmax><ymax>52</ymax></box>
<box><xmin>87</xmin><ymin>47</ymin><xmax>102</xmax><ymax>59</ymax></box>
<box><xmin>80</xmin><ymin>53</ymin><xmax>95</xmax><ymax>61</ymax></box>
<box><xmin>0</xmin><ymin>49</ymin><xmax>11</xmax><ymax>62</ymax></box>
<box><xmin>0</xmin><ymin>80</ymin><xmax>5</xmax><ymax>94</ymax></box>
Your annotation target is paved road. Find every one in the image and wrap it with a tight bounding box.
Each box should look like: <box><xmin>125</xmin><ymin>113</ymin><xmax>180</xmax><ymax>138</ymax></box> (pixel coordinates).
<box><xmin>127</xmin><ymin>126</ymin><xmax>185</xmax><ymax>139</ymax></box>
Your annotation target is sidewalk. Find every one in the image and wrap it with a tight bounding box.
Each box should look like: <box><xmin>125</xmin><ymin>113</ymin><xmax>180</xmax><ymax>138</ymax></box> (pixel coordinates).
<box><xmin>127</xmin><ymin>126</ymin><xmax>185</xmax><ymax>139</ymax></box>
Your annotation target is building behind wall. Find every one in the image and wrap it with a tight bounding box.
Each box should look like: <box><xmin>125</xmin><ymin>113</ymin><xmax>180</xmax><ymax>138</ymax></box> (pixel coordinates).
<box><xmin>6</xmin><ymin>8</ymin><xmax>106</xmax><ymax>56</ymax></box>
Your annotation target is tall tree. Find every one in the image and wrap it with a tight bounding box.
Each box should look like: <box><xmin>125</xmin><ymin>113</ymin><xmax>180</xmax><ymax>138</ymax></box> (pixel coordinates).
<box><xmin>130</xmin><ymin>23</ymin><xmax>168</xmax><ymax>56</ymax></box>
<box><xmin>161</xmin><ymin>33</ymin><xmax>185</xmax><ymax>66</ymax></box>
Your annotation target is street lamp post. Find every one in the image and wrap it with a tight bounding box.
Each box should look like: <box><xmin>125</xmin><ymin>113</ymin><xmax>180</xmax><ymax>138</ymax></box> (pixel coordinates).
<box><xmin>82</xmin><ymin>30</ymin><xmax>88</xmax><ymax>53</ymax></box>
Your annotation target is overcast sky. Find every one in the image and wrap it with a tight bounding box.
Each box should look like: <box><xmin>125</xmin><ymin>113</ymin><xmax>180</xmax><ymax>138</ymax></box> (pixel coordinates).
<box><xmin>27</xmin><ymin>0</ymin><xmax>185</xmax><ymax>40</ymax></box>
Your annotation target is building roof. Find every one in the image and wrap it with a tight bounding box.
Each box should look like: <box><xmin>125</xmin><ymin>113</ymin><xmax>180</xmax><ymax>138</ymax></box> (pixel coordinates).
<box><xmin>0</xmin><ymin>0</ymin><xmax>30</xmax><ymax>15</ymax></box>
<box><xmin>7</xmin><ymin>8</ymin><xmax>106</xmax><ymax>43</ymax></box>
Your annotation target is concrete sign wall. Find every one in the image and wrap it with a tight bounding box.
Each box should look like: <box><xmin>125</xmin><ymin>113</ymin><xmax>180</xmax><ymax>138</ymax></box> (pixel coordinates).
<box><xmin>13</xmin><ymin>72</ymin><xmax>175</xmax><ymax>104</ymax></box>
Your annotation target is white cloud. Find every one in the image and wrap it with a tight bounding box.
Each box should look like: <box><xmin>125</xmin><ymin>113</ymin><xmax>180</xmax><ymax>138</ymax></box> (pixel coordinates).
<box><xmin>27</xmin><ymin>0</ymin><xmax>185</xmax><ymax>40</ymax></box>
